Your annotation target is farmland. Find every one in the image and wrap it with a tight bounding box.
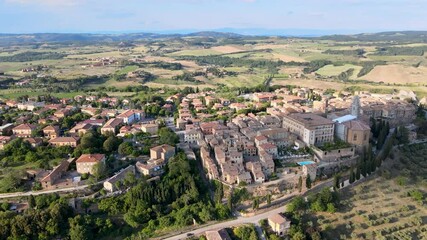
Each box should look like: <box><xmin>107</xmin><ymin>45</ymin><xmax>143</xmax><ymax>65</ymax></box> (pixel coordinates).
<box><xmin>311</xmin><ymin>143</ymin><xmax>427</xmax><ymax>239</ymax></box>
<box><xmin>1</xmin><ymin>31</ymin><xmax>427</xmax><ymax>98</ymax></box>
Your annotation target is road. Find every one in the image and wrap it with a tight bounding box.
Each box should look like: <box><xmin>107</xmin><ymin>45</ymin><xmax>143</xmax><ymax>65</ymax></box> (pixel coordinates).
<box><xmin>162</xmin><ymin>179</ymin><xmax>333</xmax><ymax>240</ymax></box>
<box><xmin>0</xmin><ymin>184</ymin><xmax>95</xmax><ymax>199</ymax></box>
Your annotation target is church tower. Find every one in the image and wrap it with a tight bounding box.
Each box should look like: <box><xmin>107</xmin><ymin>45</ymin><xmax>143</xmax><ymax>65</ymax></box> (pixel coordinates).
<box><xmin>351</xmin><ymin>95</ymin><xmax>360</xmax><ymax>118</ymax></box>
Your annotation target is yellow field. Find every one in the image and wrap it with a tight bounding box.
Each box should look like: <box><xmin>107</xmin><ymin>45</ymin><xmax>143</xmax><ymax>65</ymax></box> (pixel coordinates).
<box><xmin>360</xmin><ymin>64</ymin><xmax>427</xmax><ymax>84</ymax></box>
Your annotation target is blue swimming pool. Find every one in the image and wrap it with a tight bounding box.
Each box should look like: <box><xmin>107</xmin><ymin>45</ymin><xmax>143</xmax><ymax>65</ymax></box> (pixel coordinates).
<box><xmin>298</xmin><ymin>161</ymin><xmax>315</xmax><ymax>166</ymax></box>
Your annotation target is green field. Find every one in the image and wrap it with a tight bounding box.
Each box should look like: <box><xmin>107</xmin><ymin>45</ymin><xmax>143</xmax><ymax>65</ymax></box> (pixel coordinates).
<box><xmin>316</xmin><ymin>64</ymin><xmax>363</xmax><ymax>77</ymax></box>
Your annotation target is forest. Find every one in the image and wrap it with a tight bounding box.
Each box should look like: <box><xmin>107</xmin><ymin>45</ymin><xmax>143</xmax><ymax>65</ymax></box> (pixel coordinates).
<box><xmin>0</xmin><ymin>51</ymin><xmax>66</xmax><ymax>62</ymax></box>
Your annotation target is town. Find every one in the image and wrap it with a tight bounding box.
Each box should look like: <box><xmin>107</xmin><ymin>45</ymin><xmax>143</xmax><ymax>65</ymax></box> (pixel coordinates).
<box><xmin>0</xmin><ymin>82</ymin><xmax>422</xmax><ymax>239</ymax></box>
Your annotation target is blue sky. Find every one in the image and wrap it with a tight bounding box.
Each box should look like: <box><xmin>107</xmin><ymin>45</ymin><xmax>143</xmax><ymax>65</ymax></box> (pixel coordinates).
<box><xmin>0</xmin><ymin>0</ymin><xmax>426</xmax><ymax>34</ymax></box>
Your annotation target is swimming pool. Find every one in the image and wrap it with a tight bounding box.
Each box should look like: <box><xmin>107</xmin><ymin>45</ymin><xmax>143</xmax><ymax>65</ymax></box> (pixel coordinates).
<box><xmin>297</xmin><ymin>161</ymin><xmax>315</xmax><ymax>166</ymax></box>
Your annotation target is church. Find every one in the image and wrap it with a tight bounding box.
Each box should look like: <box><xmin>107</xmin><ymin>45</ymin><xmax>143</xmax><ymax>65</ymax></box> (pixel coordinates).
<box><xmin>332</xmin><ymin>96</ymin><xmax>371</xmax><ymax>152</ymax></box>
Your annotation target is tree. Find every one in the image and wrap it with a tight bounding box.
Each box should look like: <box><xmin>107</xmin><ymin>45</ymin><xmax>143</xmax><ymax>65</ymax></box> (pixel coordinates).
<box><xmin>297</xmin><ymin>176</ymin><xmax>303</xmax><ymax>192</ymax></box>
<box><xmin>1</xmin><ymin>202</ymin><xmax>10</xmax><ymax>211</ymax></box>
<box><xmin>28</xmin><ymin>195</ymin><xmax>36</xmax><ymax>209</ymax></box>
<box><xmin>286</xmin><ymin>196</ymin><xmax>305</xmax><ymax>214</ymax></box>
<box><xmin>118</xmin><ymin>142</ymin><xmax>133</xmax><ymax>156</ymax></box>
<box><xmin>349</xmin><ymin>167</ymin><xmax>355</xmax><ymax>184</ymax></box>
<box><xmin>69</xmin><ymin>216</ymin><xmax>91</xmax><ymax>240</ymax></box>
<box><xmin>214</xmin><ymin>181</ymin><xmax>224</xmax><ymax>204</ymax></box>
<box><xmin>92</xmin><ymin>162</ymin><xmax>107</xmax><ymax>180</ymax></box>
<box><xmin>326</xmin><ymin>203</ymin><xmax>336</xmax><ymax>213</ymax></box>
<box><xmin>103</xmin><ymin>136</ymin><xmax>121</xmax><ymax>152</ymax></box>
<box><xmin>266</xmin><ymin>194</ymin><xmax>272</xmax><ymax>205</ymax></box>
<box><xmin>252</xmin><ymin>198</ymin><xmax>259</xmax><ymax>210</ymax></box>
<box><xmin>355</xmin><ymin>165</ymin><xmax>361</xmax><ymax>180</ymax></box>
<box><xmin>292</xmin><ymin>231</ymin><xmax>306</xmax><ymax>240</ymax></box>
<box><xmin>158</xmin><ymin>127</ymin><xmax>179</xmax><ymax>146</ymax></box>
<box><xmin>334</xmin><ymin>174</ymin><xmax>341</xmax><ymax>189</ymax></box>
<box><xmin>227</xmin><ymin>193</ymin><xmax>233</xmax><ymax>211</ymax></box>
<box><xmin>306</xmin><ymin>175</ymin><xmax>312</xmax><ymax>189</ymax></box>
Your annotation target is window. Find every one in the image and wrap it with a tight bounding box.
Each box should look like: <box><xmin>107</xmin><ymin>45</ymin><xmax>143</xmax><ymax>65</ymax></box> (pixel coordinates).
<box><xmin>353</xmin><ymin>134</ymin><xmax>357</xmax><ymax>141</ymax></box>
<box><xmin>364</xmin><ymin>133</ymin><xmax>367</xmax><ymax>141</ymax></box>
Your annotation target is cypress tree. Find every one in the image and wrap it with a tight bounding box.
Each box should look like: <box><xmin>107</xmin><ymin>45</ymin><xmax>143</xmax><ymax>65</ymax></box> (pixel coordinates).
<box><xmin>349</xmin><ymin>167</ymin><xmax>355</xmax><ymax>183</ymax></box>
<box><xmin>306</xmin><ymin>175</ymin><xmax>312</xmax><ymax>189</ymax></box>
<box><xmin>356</xmin><ymin>165</ymin><xmax>361</xmax><ymax>180</ymax></box>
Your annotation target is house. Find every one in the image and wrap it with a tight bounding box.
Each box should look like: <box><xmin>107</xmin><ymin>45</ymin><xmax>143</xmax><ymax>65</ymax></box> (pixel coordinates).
<box><xmin>40</xmin><ymin>158</ymin><xmax>74</xmax><ymax>189</ymax></box>
<box><xmin>81</xmin><ymin>107</ymin><xmax>99</xmax><ymax>116</ymax></box>
<box><xmin>76</xmin><ymin>154</ymin><xmax>106</xmax><ymax>174</ymax></box>
<box><xmin>254</xmin><ymin>92</ymin><xmax>275</xmax><ymax>102</ymax></box>
<box><xmin>0</xmin><ymin>123</ymin><xmax>14</xmax><ymax>136</ymax></box>
<box><xmin>302</xmin><ymin>162</ymin><xmax>318</xmax><ymax>181</ymax></box>
<box><xmin>184</xmin><ymin>128</ymin><xmax>203</xmax><ymax>144</ymax></box>
<box><xmin>245</xmin><ymin>161</ymin><xmax>265</xmax><ymax>183</ymax></box>
<box><xmin>136</xmin><ymin>161</ymin><xmax>164</xmax><ymax>177</ymax></box>
<box><xmin>54</xmin><ymin>109</ymin><xmax>71</xmax><ymax>118</ymax></box>
<box><xmin>205</xmin><ymin>229</ymin><xmax>232</xmax><ymax>240</ymax></box>
<box><xmin>43</xmin><ymin>125</ymin><xmax>60</xmax><ymax>139</ymax></box>
<box><xmin>81</xmin><ymin>118</ymin><xmax>105</xmax><ymax>127</ymax></box>
<box><xmin>141</xmin><ymin>123</ymin><xmax>158</xmax><ymax>135</ymax></box>
<box><xmin>24</xmin><ymin>137</ymin><xmax>43</xmax><ymax>147</ymax></box>
<box><xmin>17</xmin><ymin>101</ymin><xmax>44</xmax><ymax>111</ymax></box>
<box><xmin>268</xmin><ymin>213</ymin><xmax>291</xmax><ymax>236</ymax></box>
<box><xmin>150</xmin><ymin>144</ymin><xmax>175</xmax><ymax>162</ymax></box>
<box><xmin>12</xmin><ymin>124</ymin><xmax>36</xmax><ymax>138</ymax></box>
<box><xmin>69</xmin><ymin>123</ymin><xmax>94</xmax><ymax>136</ymax></box>
<box><xmin>0</xmin><ymin>136</ymin><xmax>12</xmax><ymax>150</ymax></box>
<box><xmin>103</xmin><ymin>165</ymin><xmax>135</xmax><ymax>192</ymax></box>
<box><xmin>117</xmin><ymin>109</ymin><xmax>144</xmax><ymax>124</ymax></box>
<box><xmin>49</xmin><ymin>136</ymin><xmax>80</xmax><ymax>147</ymax></box>
<box><xmin>101</xmin><ymin>118</ymin><xmax>123</xmax><ymax>135</ymax></box>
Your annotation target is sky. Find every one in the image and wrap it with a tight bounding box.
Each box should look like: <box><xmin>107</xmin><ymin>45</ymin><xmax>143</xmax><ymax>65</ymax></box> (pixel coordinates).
<box><xmin>0</xmin><ymin>0</ymin><xmax>426</xmax><ymax>34</ymax></box>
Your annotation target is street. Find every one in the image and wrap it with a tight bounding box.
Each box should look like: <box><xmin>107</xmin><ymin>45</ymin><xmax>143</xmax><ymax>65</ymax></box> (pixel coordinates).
<box><xmin>161</xmin><ymin>179</ymin><xmax>333</xmax><ymax>240</ymax></box>
<box><xmin>0</xmin><ymin>183</ymin><xmax>95</xmax><ymax>199</ymax></box>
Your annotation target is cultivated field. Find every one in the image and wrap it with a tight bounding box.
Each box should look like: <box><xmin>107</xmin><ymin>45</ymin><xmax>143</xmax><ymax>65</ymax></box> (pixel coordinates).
<box><xmin>2</xmin><ymin>33</ymin><xmax>427</xmax><ymax>95</ymax></box>
<box><xmin>312</xmin><ymin>143</ymin><xmax>427</xmax><ymax>239</ymax></box>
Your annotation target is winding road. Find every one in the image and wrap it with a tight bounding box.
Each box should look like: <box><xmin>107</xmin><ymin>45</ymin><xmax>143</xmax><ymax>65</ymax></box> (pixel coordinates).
<box><xmin>161</xmin><ymin>179</ymin><xmax>333</xmax><ymax>240</ymax></box>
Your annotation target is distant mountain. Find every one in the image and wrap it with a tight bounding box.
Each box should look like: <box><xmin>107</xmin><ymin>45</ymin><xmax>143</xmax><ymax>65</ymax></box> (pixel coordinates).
<box><xmin>1</xmin><ymin>30</ymin><xmax>427</xmax><ymax>46</ymax></box>
<box><xmin>318</xmin><ymin>31</ymin><xmax>427</xmax><ymax>42</ymax></box>
<box><xmin>0</xmin><ymin>32</ymin><xmax>245</xmax><ymax>46</ymax></box>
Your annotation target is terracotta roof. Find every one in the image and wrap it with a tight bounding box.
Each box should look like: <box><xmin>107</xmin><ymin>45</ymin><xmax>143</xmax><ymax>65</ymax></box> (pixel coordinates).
<box><xmin>49</xmin><ymin>137</ymin><xmax>79</xmax><ymax>143</ymax></box>
<box><xmin>76</xmin><ymin>154</ymin><xmax>105</xmax><ymax>163</ymax></box>
<box><xmin>269</xmin><ymin>213</ymin><xmax>288</xmax><ymax>225</ymax></box>
<box><xmin>103</xmin><ymin>118</ymin><xmax>123</xmax><ymax>128</ymax></box>
<box><xmin>343</xmin><ymin>120</ymin><xmax>370</xmax><ymax>131</ymax></box>
<box><xmin>13</xmin><ymin>123</ymin><xmax>36</xmax><ymax>130</ymax></box>
<box><xmin>43</xmin><ymin>125</ymin><xmax>59</xmax><ymax>131</ymax></box>
<box><xmin>117</xmin><ymin>109</ymin><xmax>138</xmax><ymax>118</ymax></box>
<box><xmin>151</xmin><ymin>144</ymin><xmax>175</xmax><ymax>153</ymax></box>
<box><xmin>285</xmin><ymin>113</ymin><xmax>333</xmax><ymax>128</ymax></box>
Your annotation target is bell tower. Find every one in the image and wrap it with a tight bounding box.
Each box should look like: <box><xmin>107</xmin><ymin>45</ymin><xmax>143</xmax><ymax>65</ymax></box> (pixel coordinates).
<box><xmin>351</xmin><ymin>95</ymin><xmax>360</xmax><ymax>118</ymax></box>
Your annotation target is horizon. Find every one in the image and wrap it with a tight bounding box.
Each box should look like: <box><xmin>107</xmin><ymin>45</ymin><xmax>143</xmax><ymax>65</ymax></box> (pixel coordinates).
<box><xmin>1</xmin><ymin>28</ymin><xmax>426</xmax><ymax>37</ymax></box>
<box><xmin>1</xmin><ymin>0</ymin><xmax>427</xmax><ymax>34</ymax></box>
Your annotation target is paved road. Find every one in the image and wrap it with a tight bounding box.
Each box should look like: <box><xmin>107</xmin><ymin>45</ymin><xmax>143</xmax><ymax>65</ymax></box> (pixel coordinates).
<box><xmin>162</xmin><ymin>179</ymin><xmax>333</xmax><ymax>240</ymax></box>
<box><xmin>0</xmin><ymin>182</ymin><xmax>100</xmax><ymax>199</ymax></box>
<box><xmin>0</xmin><ymin>185</ymin><xmax>86</xmax><ymax>199</ymax></box>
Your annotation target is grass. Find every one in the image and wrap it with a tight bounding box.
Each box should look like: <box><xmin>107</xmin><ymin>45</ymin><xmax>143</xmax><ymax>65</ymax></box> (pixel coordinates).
<box><xmin>272</xmin><ymin>78</ymin><xmax>427</xmax><ymax>98</ymax></box>
<box><xmin>316</xmin><ymin>64</ymin><xmax>363</xmax><ymax>77</ymax></box>
<box><xmin>115</xmin><ymin>65</ymin><xmax>139</xmax><ymax>75</ymax></box>
<box><xmin>0</xmin><ymin>89</ymin><xmax>85</xmax><ymax>99</ymax></box>
<box><xmin>168</xmin><ymin>49</ymin><xmax>221</xmax><ymax>57</ymax></box>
